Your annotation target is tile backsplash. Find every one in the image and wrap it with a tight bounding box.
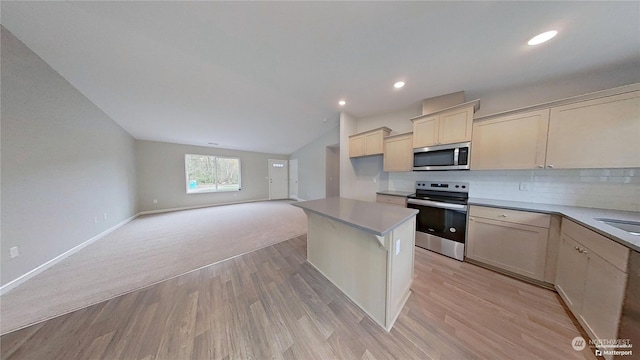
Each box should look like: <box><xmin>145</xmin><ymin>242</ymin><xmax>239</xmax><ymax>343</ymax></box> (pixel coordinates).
<box><xmin>388</xmin><ymin>168</ymin><xmax>640</xmax><ymax>212</ymax></box>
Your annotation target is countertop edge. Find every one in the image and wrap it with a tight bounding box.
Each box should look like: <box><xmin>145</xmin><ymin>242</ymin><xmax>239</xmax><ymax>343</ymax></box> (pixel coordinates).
<box><xmin>295</xmin><ymin>205</ymin><xmax>418</xmax><ymax>236</ymax></box>
<box><xmin>292</xmin><ymin>200</ymin><xmax>418</xmax><ymax>237</ymax></box>
<box><xmin>376</xmin><ymin>191</ymin><xmax>414</xmax><ymax>198</ymax></box>
<box><xmin>468</xmin><ymin>198</ymin><xmax>640</xmax><ymax>253</ymax></box>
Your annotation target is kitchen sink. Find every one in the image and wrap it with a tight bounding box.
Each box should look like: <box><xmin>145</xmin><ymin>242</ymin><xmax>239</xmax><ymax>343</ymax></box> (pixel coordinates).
<box><xmin>595</xmin><ymin>218</ymin><xmax>640</xmax><ymax>236</ymax></box>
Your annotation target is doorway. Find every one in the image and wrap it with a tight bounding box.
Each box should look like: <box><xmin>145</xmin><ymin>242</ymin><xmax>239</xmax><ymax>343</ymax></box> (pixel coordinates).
<box><xmin>326</xmin><ymin>145</ymin><xmax>340</xmax><ymax>197</ymax></box>
<box><xmin>289</xmin><ymin>159</ymin><xmax>299</xmax><ymax>200</ymax></box>
<box><xmin>268</xmin><ymin>159</ymin><xmax>289</xmax><ymax>200</ymax></box>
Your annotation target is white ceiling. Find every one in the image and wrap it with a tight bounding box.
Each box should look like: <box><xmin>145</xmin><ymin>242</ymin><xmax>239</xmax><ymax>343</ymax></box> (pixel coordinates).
<box><xmin>2</xmin><ymin>1</ymin><xmax>639</xmax><ymax>154</ymax></box>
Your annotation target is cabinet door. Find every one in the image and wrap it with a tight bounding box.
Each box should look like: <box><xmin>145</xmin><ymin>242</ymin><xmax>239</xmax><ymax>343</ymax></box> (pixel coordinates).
<box><xmin>555</xmin><ymin>234</ymin><xmax>588</xmax><ymax>314</ymax></box>
<box><xmin>546</xmin><ymin>91</ymin><xmax>640</xmax><ymax>169</ymax></box>
<box><xmin>438</xmin><ymin>106</ymin><xmax>474</xmax><ymax>145</ymax></box>
<box><xmin>467</xmin><ymin>217</ymin><xmax>549</xmax><ymax>281</ymax></box>
<box><xmin>471</xmin><ymin>109</ymin><xmax>550</xmax><ymax>170</ymax></box>
<box><xmin>364</xmin><ymin>130</ymin><xmax>384</xmax><ymax>155</ymax></box>
<box><xmin>412</xmin><ymin>116</ymin><xmax>439</xmax><ymax>148</ymax></box>
<box><xmin>349</xmin><ymin>135</ymin><xmax>365</xmax><ymax>158</ymax></box>
<box><xmin>383</xmin><ymin>134</ymin><xmax>413</xmax><ymax>172</ymax></box>
<box><xmin>580</xmin><ymin>251</ymin><xmax>627</xmax><ymax>344</ymax></box>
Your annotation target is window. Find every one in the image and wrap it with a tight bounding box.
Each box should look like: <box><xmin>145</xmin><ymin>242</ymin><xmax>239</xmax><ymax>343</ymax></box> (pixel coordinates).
<box><xmin>185</xmin><ymin>154</ymin><xmax>241</xmax><ymax>194</ymax></box>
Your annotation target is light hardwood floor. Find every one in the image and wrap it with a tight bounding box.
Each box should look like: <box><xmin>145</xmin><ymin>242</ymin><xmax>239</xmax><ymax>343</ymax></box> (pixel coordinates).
<box><xmin>1</xmin><ymin>235</ymin><xmax>595</xmax><ymax>360</ymax></box>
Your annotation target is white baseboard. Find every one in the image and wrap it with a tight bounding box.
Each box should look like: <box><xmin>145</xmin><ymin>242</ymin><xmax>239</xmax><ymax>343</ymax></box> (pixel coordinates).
<box><xmin>0</xmin><ymin>214</ymin><xmax>139</xmax><ymax>296</ymax></box>
<box><xmin>137</xmin><ymin>198</ymin><xmax>271</xmax><ymax>216</ymax></box>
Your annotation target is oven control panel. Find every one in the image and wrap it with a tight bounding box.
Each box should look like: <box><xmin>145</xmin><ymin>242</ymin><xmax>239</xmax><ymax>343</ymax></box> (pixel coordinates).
<box><xmin>415</xmin><ymin>181</ymin><xmax>469</xmax><ymax>193</ymax></box>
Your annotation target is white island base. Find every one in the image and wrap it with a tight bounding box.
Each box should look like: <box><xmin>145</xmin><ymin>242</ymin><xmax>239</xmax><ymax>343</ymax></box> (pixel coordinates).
<box><xmin>296</xmin><ymin>198</ymin><xmax>417</xmax><ymax>332</ymax></box>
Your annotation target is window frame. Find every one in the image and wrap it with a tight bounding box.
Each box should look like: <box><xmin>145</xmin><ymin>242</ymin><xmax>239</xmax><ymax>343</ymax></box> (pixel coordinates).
<box><xmin>184</xmin><ymin>154</ymin><xmax>242</xmax><ymax>194</ymax></box>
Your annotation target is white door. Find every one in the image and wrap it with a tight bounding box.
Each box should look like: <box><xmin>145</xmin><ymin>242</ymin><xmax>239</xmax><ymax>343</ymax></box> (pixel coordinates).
<box><xmin>268</xmin><ymin>159</ymin><xmax>289</xmax><ymax>200</ymax></box>
<box><xmin>289</xmin><ymin>159</ymin><xmax>298</xmax><ymax>199</ymax></box>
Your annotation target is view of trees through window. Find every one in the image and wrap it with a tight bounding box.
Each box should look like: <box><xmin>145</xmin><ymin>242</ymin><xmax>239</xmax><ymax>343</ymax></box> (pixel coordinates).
<box><xmin>185</xmin><ymin>154</ymin><xmax>241</xmax><ymax>193</ymax></box>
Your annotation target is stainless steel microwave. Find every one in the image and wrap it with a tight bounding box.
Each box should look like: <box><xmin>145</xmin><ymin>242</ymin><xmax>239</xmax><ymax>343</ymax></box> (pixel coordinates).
<box><xmin>413</xmin><ymin>141</ymin><xmax>470</xmax><ymax>171</ymax></box>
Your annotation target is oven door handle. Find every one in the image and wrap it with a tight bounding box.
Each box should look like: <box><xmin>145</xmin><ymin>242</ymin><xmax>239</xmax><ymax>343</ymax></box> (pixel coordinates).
<box><xmin>407</xmin><ymin>198</ymin><xmax>468</xmax><ymax>212</ymax></box>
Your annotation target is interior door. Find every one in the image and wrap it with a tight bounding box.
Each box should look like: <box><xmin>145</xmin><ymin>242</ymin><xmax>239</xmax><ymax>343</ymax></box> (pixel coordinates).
<box><xmin>289</xmin><ymin>159</ymin><xmax>298</xmax><ymax>199</ymax></box>
<box><xmin>326</xmin><ymin>146</ymin><xmax>340</xmax><ymax>197</ymax></box>
<box><xmin>268</xmin><ymin>159</ymin><xmax>289</xmax><ymax>200</ymax></box>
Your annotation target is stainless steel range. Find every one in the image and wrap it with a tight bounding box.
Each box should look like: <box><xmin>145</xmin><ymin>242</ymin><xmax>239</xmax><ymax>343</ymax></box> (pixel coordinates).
<box><xmin>407</xmin><ymin>181</ymin><xmax>469</xmax><ymax>261</ymax></box>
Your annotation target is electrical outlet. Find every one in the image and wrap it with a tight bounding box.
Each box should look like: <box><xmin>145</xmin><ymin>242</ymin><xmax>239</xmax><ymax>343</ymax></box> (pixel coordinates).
<box><xmin>94</xmin><ymin>216</ymin><xmax>98</xmax><ymax>224</ymax></box>
<box><xmin>9</xmin><ymin>246</ymin><xmax>19</xmax><ymax>259</ymax></box>
<box><xmin>103</xmin><ymin>213</ymin><xmax>108</xmax><ymax>220</ymax></box>
<box><xmin>519</xmin><ymin>182</ymin><xmax>531</xmax><ymax>191</ymax></box>
<box><xmin>373</xmin><ymin>177</ymin><xmax>377</xmax><ymax>184</ymax></box>
<box><xmin>153</xmin><ymin>199</ymin><xmax>158</xmax><ymax>204</ymax></box>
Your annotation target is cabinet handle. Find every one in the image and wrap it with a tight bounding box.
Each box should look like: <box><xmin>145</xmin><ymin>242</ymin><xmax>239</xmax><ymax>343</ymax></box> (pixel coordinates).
<box><xmin>537</xmin><ymin>165</ymin><xmax>544</xmax><ymax>168</ymax></box>
<box><xmin>575</xmin><ymin>247</ymin><xmax>588</xmax><ymax>254</ymax></box>
<box><xmin>469</xmin><ymin>217</ymin><xmax>474</xmax><ymax>221</ymax></box>
<box><xmin>547</xmin><ymin>165</ymin><xmax>555</xmax><ymax>169</ymax></box>
<box><xmin>499</xmin><ymin>214</ymin><xmax>507</xmax><ymax>218</ymax></box>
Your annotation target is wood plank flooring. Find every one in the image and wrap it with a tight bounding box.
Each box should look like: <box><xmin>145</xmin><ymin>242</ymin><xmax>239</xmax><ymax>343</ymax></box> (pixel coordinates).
<box><xmin>1</xmin><ymin>235</ymin><xmax>596</xmax><ymax>360</ymax></box>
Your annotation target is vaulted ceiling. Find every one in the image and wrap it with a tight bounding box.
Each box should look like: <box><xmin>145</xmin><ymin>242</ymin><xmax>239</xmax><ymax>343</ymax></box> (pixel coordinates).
<box><xmin>2</xmin><ymin>1</ymin><xmax>639</xmax><ymax>154</ymax></box>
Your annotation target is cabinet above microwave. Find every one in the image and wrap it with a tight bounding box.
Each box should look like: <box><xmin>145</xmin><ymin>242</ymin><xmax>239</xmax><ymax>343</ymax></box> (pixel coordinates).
<box><xmin>411</xmin><ymin>100</ymin><xmax>480</xmax><ymax>149</ymax></box>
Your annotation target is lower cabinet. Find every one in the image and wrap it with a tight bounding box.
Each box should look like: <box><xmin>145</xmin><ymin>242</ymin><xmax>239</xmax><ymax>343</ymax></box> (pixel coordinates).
<box><xmin>468</xmin><ymin>206</ymin><xmax>633</xmax><ymax>360</ymax></box>
<box><xmin>376</xmin><ymin>194</ymin><xmax>407</xmax><ymax>207</ymax></box>
<box><xmin>467</xmin><ymin>206</ymin><xmax>550</xmax><ymax>281</ymax></box>
<box><xmin>555</xmin><ymin>219</ymin><xmax>629</xmax><ymax>359</ymax></box>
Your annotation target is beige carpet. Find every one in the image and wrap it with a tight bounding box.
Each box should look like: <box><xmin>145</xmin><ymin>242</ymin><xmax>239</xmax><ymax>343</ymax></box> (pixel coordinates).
<box><xmin>0</xmin><ymin>200</ymin><xmax>307</xmax><ymax>335</ymax></box>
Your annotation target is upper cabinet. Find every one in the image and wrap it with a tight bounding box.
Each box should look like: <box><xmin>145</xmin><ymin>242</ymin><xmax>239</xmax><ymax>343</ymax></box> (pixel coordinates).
<box><xmin>411</xmin><ymin>100</ymin><xmax>480</xmax><ymax>148</ymax></box>
<box><xmin>349</xmin><ymin>127</ymin><xmax>391</xmax><ymax>158</ymax></box>
<box><xmin>546</xmin><ymin>91</ymin><xmax>640</xmax><ymax>169</ymax></box>
<box><xmin>383</xmin><ymin>132</ymin><xmax>413</xmax><ymax>172</ymax></box>
<box><xmin>471</xmin><ymin>109</ymin><xmax>550</xmax><ymax>170</ymax></box>
<box><xmin>472</xmin><ymin>85</ymin><xmax>640</xmax><ymax>170</ymax></box>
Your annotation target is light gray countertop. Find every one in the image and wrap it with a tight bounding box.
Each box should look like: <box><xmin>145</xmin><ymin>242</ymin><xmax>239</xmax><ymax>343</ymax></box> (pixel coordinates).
<box><xmin>469</xmin><ymin>198</ymin><xmax>640</xmax><ymax>252</ymax></box>
<box><xmin>376</xmin><ymin>191</ymin><xmax>414</xmax><ymax>198</ymax></box>
<box><xmin>292</xmin><ymin>197</ymin><xmax>418</xmax><ymax>236</ymax></box>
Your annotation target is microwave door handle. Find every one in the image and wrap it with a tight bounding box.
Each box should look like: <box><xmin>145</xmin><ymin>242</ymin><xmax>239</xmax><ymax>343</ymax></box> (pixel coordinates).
<box><xmin>407</xmin><ymin>198</ymin><xmax>467</xmax><ymax>211</ymax></box>
<box><xmin>453</xmin><ymin>147</ymin><xmax>459</xmax><ymax>166</ymax></box>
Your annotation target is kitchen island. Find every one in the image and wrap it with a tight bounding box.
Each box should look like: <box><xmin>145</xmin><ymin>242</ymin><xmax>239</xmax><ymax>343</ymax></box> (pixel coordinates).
<box><xmin>292</xmin><ymin>197</ymin><xmax>418</xmax><ymax>332</ymax></box>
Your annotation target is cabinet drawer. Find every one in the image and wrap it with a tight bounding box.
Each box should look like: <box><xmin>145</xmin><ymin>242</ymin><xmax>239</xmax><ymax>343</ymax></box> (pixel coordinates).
<box><xmin>469</xmin><ymin>206</ymin><xmax>551</xmax><ymax>228</ymax></box>
<box><xmin>376</xmin><ymin>194</ymin><xmax>407</xmax><ymax>207</ymax></box>
<box><xmin>562</xmin><ymin>219</ymin><xmax>629</xmax><ymax>273</ymax></box>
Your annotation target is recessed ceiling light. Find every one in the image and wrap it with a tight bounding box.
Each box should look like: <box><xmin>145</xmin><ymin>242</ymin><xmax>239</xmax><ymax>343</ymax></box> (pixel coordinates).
<box><xmin>338</xmin><ymin>100</ymin><xmax>346</xmax><ymax>106</ymax></box>
<box><xmin>394</xmin><ymin>81</ymin><xmax>405</xmax><ymax>89</ymax></box>
<box><xmin>528</xmin><ymin>30</ymin><xmax>558</xmax><ymax>46</ymax></box>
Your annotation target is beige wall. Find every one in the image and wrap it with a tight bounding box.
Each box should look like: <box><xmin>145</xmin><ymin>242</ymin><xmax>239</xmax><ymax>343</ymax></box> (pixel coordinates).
<box><xmin>355</xmin><ymin>104</ymin><xmax>422</xmax><ymax>135</ymax></box>
<box><xmin>135</xmin><ymin>140</ymin><xmax>288</xmax><ymax>212</ymax></box>
<box><xmin>339</xmin><ymin>112</ymin><xmax>358</xmax><ymax>199</ymax></box>
<box><xmin>1</xmin><ymin>27</ymin><xmax>138</xmax><ymax>287</ymax></box>
<box><xmin>289</xmin><ymin>126</ymin><xmax>339</xmax><ymax>201</ymax></box>
<box><xmin>469</xmin><ymin>61</ymin><xmax>640</xmax><ymax>118</ymax></box>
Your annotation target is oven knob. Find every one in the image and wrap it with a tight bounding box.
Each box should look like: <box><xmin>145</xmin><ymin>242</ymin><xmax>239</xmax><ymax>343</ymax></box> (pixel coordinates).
<box><xmin>455</xmin><ymin>185</ymin><xmax>459</xmax><ymax>188</ymax></box>
<box><xmin>462</xmin><ymin>185</ymin><xmax>466</xmax><ymax>189</ymax></box>
<box><xmin>450</xmin><ymin>228</ymin><xmax>456</xmax><ymax>233</ymax></box>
